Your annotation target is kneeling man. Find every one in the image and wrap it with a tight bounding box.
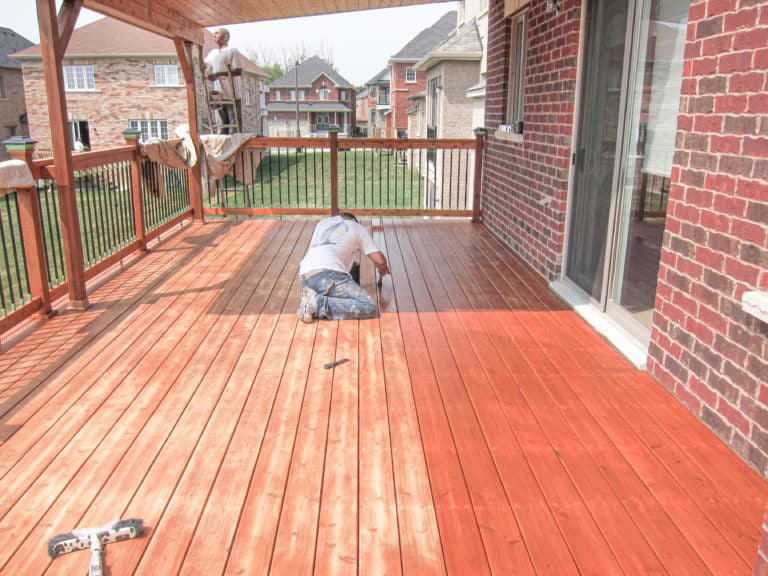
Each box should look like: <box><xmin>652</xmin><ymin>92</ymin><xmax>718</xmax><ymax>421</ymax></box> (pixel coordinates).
<box><xmin>297</xmin><ymin>212</ymin><xmax>389</xmax><ymax>323</ymax></box>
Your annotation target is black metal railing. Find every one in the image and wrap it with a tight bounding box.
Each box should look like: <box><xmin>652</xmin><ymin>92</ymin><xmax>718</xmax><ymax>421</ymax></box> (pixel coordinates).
<box><xmin>74</xmin><ymin>162</ymin><xmax>136</xmax><ymax>267</ymax></box>
<box><xmin>140</xmin><ymin>160</ymin><xmax>191</xmax><ymax>231</ymax></box>
<box><xmin>0</xmin><ymin>191</ymin><xmax>31</xmax><ymax>315</ymax></box>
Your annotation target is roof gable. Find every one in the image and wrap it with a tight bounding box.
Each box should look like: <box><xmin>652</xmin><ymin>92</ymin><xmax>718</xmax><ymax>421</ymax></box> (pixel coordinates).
<box><xmin>11</xmin><ymin>17</ymin><xmax>267</xmax><ymax>77</ymax></box>
<box><xmin>268</xmin><ymin>55</ymin><xmax>354</xmax><ymax>89</ymax></box>
<box><xmin>390</xmin><ymin>11</ymin><xmax>456</xmax><ymax>61</ymax></box>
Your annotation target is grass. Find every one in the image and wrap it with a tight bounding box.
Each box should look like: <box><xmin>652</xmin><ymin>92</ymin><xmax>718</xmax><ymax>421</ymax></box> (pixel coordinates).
<box><xmin>207</xmin><ymin>149</ymin><xmax>426</xmax><ymax>210</ymax></box>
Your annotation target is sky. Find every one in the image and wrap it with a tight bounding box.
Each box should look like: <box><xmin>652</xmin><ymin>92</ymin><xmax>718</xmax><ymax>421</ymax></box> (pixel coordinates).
<box><xmin>5</xmin><ymin>2</ymin><xmax>456</xmax><ymax>86</ymax></box>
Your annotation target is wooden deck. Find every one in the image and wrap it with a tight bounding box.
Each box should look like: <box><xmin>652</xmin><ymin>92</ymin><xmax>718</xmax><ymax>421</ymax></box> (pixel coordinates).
<box><xmin>0</xmin><ymin>218</ymin><xmax>764</xmax><ymax>575</ymax></box>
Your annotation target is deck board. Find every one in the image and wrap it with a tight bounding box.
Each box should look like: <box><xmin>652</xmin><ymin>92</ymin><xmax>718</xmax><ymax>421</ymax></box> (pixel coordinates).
<box><xmin>0</xmin><ymin>217</ymin><xmax>764</xmax><ymax>575</ymax></box>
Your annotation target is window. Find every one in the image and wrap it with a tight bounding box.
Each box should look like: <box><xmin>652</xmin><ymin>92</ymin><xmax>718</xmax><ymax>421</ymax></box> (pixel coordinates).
<box><xmin>406</xmin><ymin>67</ymin><xmax>416</xmax><ymax>83</ymax></box>
<box><xmin>290</xmin><ymin>89</ymin><xmax>305</xmax><ymax>101</ymax></box>
<box><xmin>428</xmin><ymin>77</ymin><xmax>440</xmax><ymax>126</ymax></box>
<box><xmin>370</xmin><ymin>86</ymin><xmax>377</xmax><ymax>97</ymax></box>
<box><xmin>0</xmin><ymin>75</ymin><xmax>5</xmax><ymax>99</ymax></box>
<box><xmin>319</xmin><ymin>88</ymin><xmax>330</xmax><ymax>101</ymax></box>
<box><xmin>129</xmin><ymin>119</ymin><xmax>169</xmax><ymax>142</ymax></box>
<box><xmin>244</xmin><ymin>89</ymin><xmax>251</xmax><ymax>107</ymax></box>
<box><xmin>154</xmin><ymin>64</ymin><xmax>180</xmax><ymax>86</ymax></box>
<box><xmin>339</xmin><ymin>89</ymin><xmax>346</xmax><ymax>101</ymax></box>
<box><xmin>273</xmin><ymin>89</ymin><xmax>281</xmax><ymax>100</ymax></box>
<box><xmin>506</xmin><ymin>11</ymin><xmax>527</xmax><ymax>133</ymax></box>
<box><xmin>64</xmin><ymin>66</ymin><xmax>95</xmax><ymax>91</ymax></box>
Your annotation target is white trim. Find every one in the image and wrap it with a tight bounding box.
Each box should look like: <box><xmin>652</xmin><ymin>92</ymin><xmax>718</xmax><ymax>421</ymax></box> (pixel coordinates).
<box><xmin>743</xmin><ymin>291</ymin><xmax>768</xmax><ymax>323</ymax></box>
<box><xmin>550</xmin><ymin>279</ymin><xmax>649</xmax><ymax>369</ymax></box>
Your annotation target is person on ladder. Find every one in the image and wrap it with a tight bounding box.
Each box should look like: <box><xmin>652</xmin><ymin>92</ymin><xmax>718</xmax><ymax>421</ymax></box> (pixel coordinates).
<box><xmin>205</xmin><ymin>28</ymin><xmax>242</xmax><ymax>134</ymax></box>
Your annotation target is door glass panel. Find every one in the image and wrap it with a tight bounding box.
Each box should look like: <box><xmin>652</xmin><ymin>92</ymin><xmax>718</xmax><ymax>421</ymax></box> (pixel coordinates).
<box><xmin>612</xmin><ymin>0</ymin><xmax>688</xmax><ymax>326</ymax></box>
<box><xmin>566</xmin><ymin>0</ymin><xmax>630</xmax><ymax>300</ymax></box>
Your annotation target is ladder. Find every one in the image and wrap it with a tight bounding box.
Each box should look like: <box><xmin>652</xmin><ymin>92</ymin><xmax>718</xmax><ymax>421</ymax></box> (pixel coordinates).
<box><xmin>203</xmin><ymin>65</ymin><xmax>241</xmax><ymax>134</ymax></box>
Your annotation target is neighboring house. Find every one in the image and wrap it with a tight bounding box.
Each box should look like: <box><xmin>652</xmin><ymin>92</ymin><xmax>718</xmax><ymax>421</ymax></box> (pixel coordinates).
<box><xmin>364</xmin><ymin>68</ymin><xmax>390</xmax><ymax>138</ymax></box>
<box><xmin>407</xmin><ymin>13</ymin><xmax>484</xmax><ymax>210</ymax></box>
<box><xmin>363</xmin><ymin>11</ymin><xmax>457</xmax><ymax>139</ymax></box>
<box><xmin>482</xmin><ymin>0</ymin><xmax>767</xmax><ymax>500</ymax></box>
<box><xmin>355</xmin><ymin>88</ymin><xmax>368</xmax><ymax>134</ymax></box>
<box><xmin>12</xmin><ymin>17</ymin><xmax>267</xmax><ymax>154</ymax></box>
<box><xmin>265</xmin><ymin>56</ymin><xmax>356</xmax><ymax>137</ymax></box>
<box><xmin>0</xmin><ymin>28</ymin><xmax>33</xmax><ymax>161</ymax></box>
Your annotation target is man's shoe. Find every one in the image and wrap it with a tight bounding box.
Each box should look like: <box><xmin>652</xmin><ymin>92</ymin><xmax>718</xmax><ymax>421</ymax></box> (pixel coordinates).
<box><xmin>297</xmin><ymin>287</ymin><xmax>318</xmax><ymax>323</ymax></box>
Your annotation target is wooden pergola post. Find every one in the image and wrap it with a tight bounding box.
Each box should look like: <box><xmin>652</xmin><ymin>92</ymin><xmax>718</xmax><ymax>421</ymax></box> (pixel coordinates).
<box><xmin>36</xmin><ymin>0</ymin><xmax>89</xmax><ymax>309</ymax></box>
<box><xmin>175</xmin><ymin>39</ymin><xmax>205</xmax><ymax>223</ymax></box>
<box><xmin>122</xmin><ymin>127</ymin><xmax>148</xmax><ymax>251</ymax></box>
<box><xmin>4</xmin><ymin>137</ymin><xmax>52</xmax><ymax>316</ymax></box>
<box><xmin>472</xmin><ymin>128</ymin><xmax>487</xmax><ymax>224</ymax></box>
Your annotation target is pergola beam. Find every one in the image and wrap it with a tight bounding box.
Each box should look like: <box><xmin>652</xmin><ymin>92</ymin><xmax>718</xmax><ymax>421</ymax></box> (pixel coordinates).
<box><xmin>84</xmin><ymin>0</ymin><xmax>205</xmax><ymax>44</ymax></box>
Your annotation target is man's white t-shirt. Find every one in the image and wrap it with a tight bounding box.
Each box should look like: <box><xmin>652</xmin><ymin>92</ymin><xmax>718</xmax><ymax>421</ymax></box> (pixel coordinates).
<box><xmin>205</xmin><ymin>46</ymin><xmax>242</xmax><ymax>101</ymax></box>
<box><xmin>299</xmin><ymin>216</ymin><xmax>379</xmax><ymax>276</ymax></box>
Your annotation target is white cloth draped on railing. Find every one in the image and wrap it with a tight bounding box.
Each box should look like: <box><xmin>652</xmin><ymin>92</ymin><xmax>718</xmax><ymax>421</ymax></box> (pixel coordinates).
<box><xmin>0</xmin><ymin>159</ymin><xmax>35</xmax><ymax>193</ymax></box>
<box><xmin>137</xmin><ymin>124</ymin><xmax>256</xmax><ymax>181</ymax></box>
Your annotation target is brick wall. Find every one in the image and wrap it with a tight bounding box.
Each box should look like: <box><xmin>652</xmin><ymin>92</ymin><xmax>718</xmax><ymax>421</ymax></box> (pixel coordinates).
<box><xmin>0</xmin><ymin>68</ymin><xmax>29</xmax><ymax>161</ymax></box>
<box><xmin>391</xmin><ymin>62</ymin><xmax>424</xmax><ymax>135</ymax></box>
<box><xmin>22</xmin><ymin>58</ymin><xmax>190</xmax><ymax>154</ymax></box>
<box><xmin>482</xmin><ymin>0</ymin><xmax>580</xmax><ymax>280</ymax></box>
<box><xmin>647</xmin><ymin>0</ymin><xmax>768</xmax><ymax>478</ymax></box>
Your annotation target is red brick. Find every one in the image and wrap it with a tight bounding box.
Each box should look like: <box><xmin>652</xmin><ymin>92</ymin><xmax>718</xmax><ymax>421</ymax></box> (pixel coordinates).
<box><xmin>723</xmin><ymin>7</ymin><xmax>758</xmax><ymax>32</ymax></box>
<box><xmin>704</xmin><ymin>172</ymin><xmax>737</xmax><ymax>194</ymax></box>
<box><xmin>695</xmin><ymin>244</ymin><xmax>727</xmax><ymax>270</ymax></box>
<box><xmin>709</xmin><ymin>134</ymin><xmax>741</xmax><ymax>154</ymax></box>
<box><xmin>714</xmin><ymin>94</ymin><xmax>748</xmax><ymax>114</ymax></box>
<box><xmin>747</xmin><ymin>94</ymin><xmax>768</xmax><ymax>114</ymax></box>
<box><xmin>733</xmin><ymin>28</ymin><xmax>768</xmax><ymax>51</ymax></box>
<box><xmin>718</xmin><ymin>398</ymin><xmax>752</xmax><ymax>436</ymax></box>
<box><xmin>729</xmin><ymin>72</ymin><xmax>765</xmax><ymax>92</ymax></box>
<box><xmin>730</xmin><ymin>219</ymin><xmax>766</xmax><ymax>244</ymax></box>
<box><xmin>690</xmin><ymin>376</ymin><xmax>718</xmax><ymax>407</ymax></box>
<box><xmin>713</xmin><ymin>193</ymin><xmax>747</xmax><ymax>217</ymax></box>
<box><xmin>694</xmin><ymin>114</ymin><xmax>724</xmax><ymax>132</ymax></box>
<box><xmin>743</xmin><ymin>137</ymin><xmax>768</xmax><ymax>158</ymax></box>
<box><xmin>718</xmin><ymin>51</ymin><xmax>752</xmax><ymax>73</ymax></box>
<box><xmin>725</xmin><ymin>256</ymin><xmax>760</xmax><ymax>284</ymax></box>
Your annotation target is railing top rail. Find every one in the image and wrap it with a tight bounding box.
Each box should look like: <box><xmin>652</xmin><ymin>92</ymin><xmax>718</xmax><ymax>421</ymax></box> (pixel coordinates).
<box><xmin>32</xmin><ymin>145</ymin><xmax>136</xmax><ymax>178</ymax></box>
<box><xmin>242</xmin><ymin>136</ymin><xmax>476</xmax><ymax>150</ymax></box>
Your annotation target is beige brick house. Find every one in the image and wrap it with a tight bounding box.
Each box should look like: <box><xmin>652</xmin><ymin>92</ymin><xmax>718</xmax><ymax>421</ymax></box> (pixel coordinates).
<box><xmin>0</xmin><ymin>28</ymin><xmax>33</xmax><ymax>161</ymax></box>
<box><xmin>13</xmin><ymin>17</ymin><xmax>267</xmax><ymax>155</ymax></box>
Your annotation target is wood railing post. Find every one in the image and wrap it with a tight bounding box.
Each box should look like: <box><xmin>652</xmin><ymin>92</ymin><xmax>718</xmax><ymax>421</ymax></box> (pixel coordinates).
<box><xmin>472</xmin><ymin>128</ymin><xmax>487</xmax><ymax>223</ymax></box>
<box><xmin>329</xmin><ymin>126</ymin><xmax>339</xmax><ymax>216</ymax></box>
<box><xmin>122</xmin><ymin>128</ymin><xmax>148</xmax><ymax>251</ymax></box>
<box><xmin>4</xmin><ymin>137</ymin><xmax>52</xmax><ymax>315</ymax></box>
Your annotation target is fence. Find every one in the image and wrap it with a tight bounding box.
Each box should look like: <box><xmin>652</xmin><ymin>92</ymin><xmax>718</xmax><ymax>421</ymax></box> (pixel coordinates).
<box><xmin>206</xmin><ymin>130</ymin><xmax>484</xmax><ymax>219</ymax></box>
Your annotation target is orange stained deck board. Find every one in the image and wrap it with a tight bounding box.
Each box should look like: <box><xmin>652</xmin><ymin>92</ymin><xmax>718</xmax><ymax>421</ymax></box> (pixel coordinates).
<box><xmin>0</xmin><ymin>217</ymin><xmax>764</xmax><ymax>576</ymax></box>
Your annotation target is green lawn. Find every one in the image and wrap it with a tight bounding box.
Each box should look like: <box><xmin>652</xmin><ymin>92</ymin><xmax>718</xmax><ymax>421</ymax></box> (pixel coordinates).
<box><xmin>207</xmin><ymin>149</ymin><xmax>425</xmax><ymax>210</ymax></box>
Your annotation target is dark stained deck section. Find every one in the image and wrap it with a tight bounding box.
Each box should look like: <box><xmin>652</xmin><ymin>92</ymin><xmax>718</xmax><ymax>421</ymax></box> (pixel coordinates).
<box><xmin>0</xmin><ymin>218</ymin><xmax>764</xmax><ymax>575</ymax></box>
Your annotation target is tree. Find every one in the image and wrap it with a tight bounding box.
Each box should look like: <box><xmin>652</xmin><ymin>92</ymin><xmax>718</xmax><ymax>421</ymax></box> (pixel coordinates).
<box><xmin>243</xmin><ymin>41</ymin><xmax>336</xmax><ymax>81</ymax></box>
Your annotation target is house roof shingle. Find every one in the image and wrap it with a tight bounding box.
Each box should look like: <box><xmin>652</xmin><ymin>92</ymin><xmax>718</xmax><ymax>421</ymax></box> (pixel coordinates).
<box><xmin>268</xmin><ymin>56</ymin><xmax>354</xmax><ymax>89</ymax></box>
<box><xmin>415</xmin><ymin>19</ymin><xmax>483</xmax><ymax>71</ymax></box>
<box><xmin>390</xmin><ymin>11</ymin><xmax>457</xmax><ymax>61</ymax></box>
<box><xmin>0</xmin><ymin>27</ymin><xmax>33</xmax><ymax>69</ymax></box>
<box><xmin>11</xmin><ymin>17</ymin><xmax>267</xmax><ymax>77</ymax></box>
<box><xmin>365</xmin><ymin>68</ymin><xmax>389</xmax><ymax>87</ymax></box>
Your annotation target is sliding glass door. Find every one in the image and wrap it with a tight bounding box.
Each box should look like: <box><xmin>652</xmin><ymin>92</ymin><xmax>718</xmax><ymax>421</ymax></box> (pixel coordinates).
<box><xmin>567</xmin><ymin>0</ymin><xmax>688</xmax><ymax>334</ymax></box>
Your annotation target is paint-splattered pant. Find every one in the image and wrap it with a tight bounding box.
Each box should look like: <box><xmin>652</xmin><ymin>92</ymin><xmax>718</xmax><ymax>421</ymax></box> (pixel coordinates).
<box><xmin>301</xmin><ymin>270</ymin><xmax>376</xmax><ymax>320</ymax></box>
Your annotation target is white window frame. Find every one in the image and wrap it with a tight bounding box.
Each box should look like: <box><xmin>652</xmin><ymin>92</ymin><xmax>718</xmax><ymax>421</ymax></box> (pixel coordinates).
<box><xmin>244</xmin><ymin>88</ymin><xmax>252</xmax><ymax>107</ymax></box>
<box><xmin>64</xmin><ymin>65</ymin><xmax>96</xmax><ymax>91</ymax></box>
<box><xmin>154</xmin><ymin>64</ymin><xmax>180</xmax><ymax>87</ymax></box>
<box><xmin>318</xmin><ymin>88</ymin><xmax>330</xmax><ymax>101</ymax></box>
<box><xmin>406</xmin><ymin>67</ymin><xmax>417</xmax><ymax>83</ymax></box>
<box><xmin>129</xmin><ymin>119</ymin><xmax>169</xmax><ymax>142</ymax></box>
<box><xmin>0</xmin><ymin>75</ymin><xmax>6</xmax><ymax>99</ymax></box>
<box><xmin>339</xmin><ymin>89</ymin><xmax>346</xmax><ymax>101</ymax></box>
<box><xmin>273</xmin><ymin>89</ymin><xmax>281</xmax><ymax>100</ymax></box>
<box><xmin>506</xmin><ymin>10</ymin><xmax>528</xmax><ymax>133</ymax></box>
